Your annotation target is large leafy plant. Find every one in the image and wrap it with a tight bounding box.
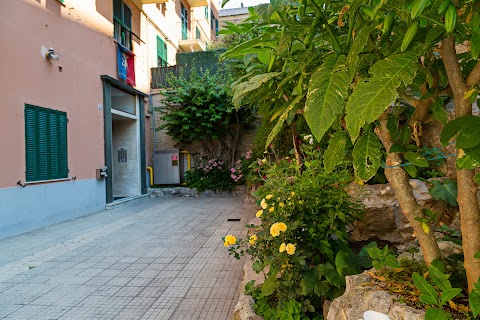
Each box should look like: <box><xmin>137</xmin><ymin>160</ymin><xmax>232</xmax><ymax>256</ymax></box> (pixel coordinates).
<box><xmin>221</xmin><ymin>0</ymin><xmax>480</xmax><ymax>297</ymax></box>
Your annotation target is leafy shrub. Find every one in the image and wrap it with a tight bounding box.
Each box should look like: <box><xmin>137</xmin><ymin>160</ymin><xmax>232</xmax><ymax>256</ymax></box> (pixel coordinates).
<box><xmin>224</xmin><ymin>146</ymin><xmax>367</xmax><ymax>318</ymax></box>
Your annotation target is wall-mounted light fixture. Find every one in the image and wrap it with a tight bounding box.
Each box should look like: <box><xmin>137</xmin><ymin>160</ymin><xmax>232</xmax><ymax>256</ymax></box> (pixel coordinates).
<box><xmin>41</xmin><ymin>46</ymin><xmax>60</xmax><ymax>61</ymax></box>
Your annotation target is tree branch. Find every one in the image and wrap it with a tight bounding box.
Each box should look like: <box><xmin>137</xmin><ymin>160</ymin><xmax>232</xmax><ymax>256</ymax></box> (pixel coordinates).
<box><xmin>466</xmin><ymin>59</ymin><xmax>480</xmax><ymax>88</ymax></box>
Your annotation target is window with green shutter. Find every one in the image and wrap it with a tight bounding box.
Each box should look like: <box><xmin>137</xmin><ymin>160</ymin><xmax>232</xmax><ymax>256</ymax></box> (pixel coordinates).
<box><xmin>157</xmin><ymin>36</ymin><xmax>167</xmax><ymax>67</ymax></box>
<box><xmin>25</xmin><ymin>104</ymin><xmax>68</xmax><ymax>182</ymax></box>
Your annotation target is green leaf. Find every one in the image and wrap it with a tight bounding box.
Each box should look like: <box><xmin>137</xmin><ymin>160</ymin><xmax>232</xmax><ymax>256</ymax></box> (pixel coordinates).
<box><xmin>470</xmin><ymin>288</ymin><xmax>480</xmax><ymax>317</ymax></box>
<box><xmin>403</xmin><ymin>164</ymin><xmax>418</xmax><ymax>178</ymax></box>
<box><xmin>429</xmin><ymin>179</ymin><xmax>458</xmax><ymax>207</ymax></box>
<box><xmin>372</xmin><ymin>259</ymin><xmax>384</xmax><ymax>270</ymax></box>
<box><xmin>261</xmin><ymin>268</ymin><xmax>279</xmax><ymax>296</ymax></box>
<box><xmin>319</xmin><ymin>263</ymin><xmax>345</xmax><ymax>288</ymax></box>
<box><xmin>440</xmin><ymin>288</ymin><xmax>462</xmax><ymax>305</ymax></box>
<box><xmin>335</xmin><ymin>250</ymin><xmax>350</xmax><ymax>276</ymax></box>
<box><xmin>475</xmin><ymin>250</ymin><xmax>480</xmax><ymax>259</ymax></box>
<box><xmin>425</xmin><ymin>308</ymin><xmax>448</xmax><ymax>320</ymax></box>
<box><xmin>384</xmin><ymin>255</ymin><xmax>401</xmax><ymax>268</ymax></box>
<box><xmin>352</xmin><ymin>133</ymin><xmax>383</xmax><ymax>181</ymax></box>
<box><xmin>252</xmin><ymin>260</ymin><xmax>264</xmax><ymax>273</ymax></box>
<box><xmin>347</xmin><ymin>26</ymin><xmax>375</xmax><ymax>77</ymax></box>
<box><xmin>304</xmin><ymin>55</ymin><xmax>350</xmax><ymax>142</ymax></box>
<box><xmin>300</xmin><ymin>269</ymin><xmax>317</xmax><ymax>296</ymax></box>
<box><xmin>404</xmin><ymin>152</ymin><xmax>429</xmax><ymax>167</ymax></box>
<box><xmin>366</xmin><ymin>246</ymin><xmax>383</xmax><ymax>260</ymax></box>
<box><xmin>232</xmin><ymin>72</ymin><xmax>281</xmax><ymax>108</ymax></box>
<box><xmin>456</xmin><ymin>145</ymin><xmax>480</xmax><ymax>170</ymax></box>
<box><xmin>346</xmin><ymin>53</ymin><xmax>418</xmax><ymax>141</ymax></box>
<box><xmin>244</xmin><ymin>280</ymin><xmax>256</xmax><ymax>295</ymax></box>
<box><xmin>440</xmin><ymin>115</ymin><xmax>480</xmax><ymax>149</ymax></box>
<box><xmin>324</xmin><ymin>131</ymin><xmax>348</xmax><ymax>173</ymax></box>
<box><xmin>265</xmin><ymin>93</ymin><xmax>305</xmax><ymax>149</ymax></box>
<box><xmin>413</xmin><ymin>272</ymin><xmax>438</xmax><ymax>304</ymax></box>
<box><xmin>420</xmin><ymin>293</ymin><xmax>440</xmax><ymax>305</ymax></box>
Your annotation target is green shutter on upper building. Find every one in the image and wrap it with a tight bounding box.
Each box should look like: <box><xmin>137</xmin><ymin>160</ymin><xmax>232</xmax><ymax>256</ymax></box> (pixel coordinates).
<box><xmin>25</xmin><ymin>104</ymin><xmax>68</xmax><ymax>182</ymax></box>
<box><xmin>156</xmin><ymin>36</ymin><xmax>167</xmax><ymax>66</ymax></box>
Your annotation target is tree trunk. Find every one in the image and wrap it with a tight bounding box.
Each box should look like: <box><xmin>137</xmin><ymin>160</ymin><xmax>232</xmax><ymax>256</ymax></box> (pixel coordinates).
<box><xmin>440</xmin><ymin>36</ymin><xmax>480</xmax><ymax>291</ymax></box>
<box><xmin>375</xmin><ymin>117</ymin><xmax>442</xmax><ymax>266</ymax></box>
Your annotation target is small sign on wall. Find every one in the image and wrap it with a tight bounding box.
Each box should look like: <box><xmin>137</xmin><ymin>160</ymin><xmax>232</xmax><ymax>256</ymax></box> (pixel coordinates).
<box><xmin>118</xmin><ymin>148</ymin><xmax>127</xmax><ymax>163</ymax></box>
<box><xmin>172</xmin><ymin>155</ymin><xmax>178</xmax><ymax>166</ymax></box>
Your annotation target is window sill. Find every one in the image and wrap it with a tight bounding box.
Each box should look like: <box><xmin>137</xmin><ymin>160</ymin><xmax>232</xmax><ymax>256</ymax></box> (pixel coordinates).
<box><xmin>25</xmin><ymin>177</ymin><xmax>72</xmax><ymax>186</ymax></box>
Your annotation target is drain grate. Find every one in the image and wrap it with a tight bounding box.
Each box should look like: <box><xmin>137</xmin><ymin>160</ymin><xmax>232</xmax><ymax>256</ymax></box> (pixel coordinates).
<box><xmin>227</xmin><ymin>218</ymin><xmax>241</xmax><ymax>222</ymax></box>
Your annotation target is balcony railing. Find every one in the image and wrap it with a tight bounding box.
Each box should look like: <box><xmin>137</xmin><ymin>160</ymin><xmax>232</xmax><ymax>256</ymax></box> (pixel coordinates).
<box><xmin>151</xmin><ymin>66</ymin><xmax>179</xmax><ymax>89</ymax></box>
<box><xmin>151</xmin><ymin>49</ymin><xmax>227</xmax><ymax>89</ymax></box>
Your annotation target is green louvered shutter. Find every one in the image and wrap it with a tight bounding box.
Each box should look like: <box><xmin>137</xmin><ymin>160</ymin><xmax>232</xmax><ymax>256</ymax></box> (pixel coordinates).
<box><xmin>25</xmin><ymin>106</ymin><xmax>38</xmax><ymax>181</ymax></box>
<box><xmin>157</xmin><ymin>36</ymin><xmax>167</xmax><ymax>66</ymax></box>
<box><xmin>58</xmin><ymin>113</ymin><xmax>68</xmax><ymax>178</ymax></box>
<box><xmin>25</xmin><ymin>104</ymin><xmax>68</xmax><ymax>182</ymax></box>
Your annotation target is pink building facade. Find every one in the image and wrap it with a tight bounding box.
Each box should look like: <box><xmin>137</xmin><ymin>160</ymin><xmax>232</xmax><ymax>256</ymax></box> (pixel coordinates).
<box><xmin>0</xmin><ymin>0</ymin><xmax>219</xmax><ymax>240</ymax></box>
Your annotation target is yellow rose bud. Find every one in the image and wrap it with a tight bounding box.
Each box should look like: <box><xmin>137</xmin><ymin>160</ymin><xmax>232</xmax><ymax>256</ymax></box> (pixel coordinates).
<box><xmin>277</xmin><ymin>222</ymin><xmax>287</xmax><ymax>232</ymax></box>
<box><xmin>266</xmin><ymin>194</ymin><xmax>273</xmax><ymax>200</ymax></box>
<box><xmin>224</xmin><ymin>235</ymin><xmax>237</xmax><ymax>246</ymax></box>
<box><xmin>256</xmin><ymin>210</ymin><xmax>263</xmax><ymax>218</ymax></box>
<box><xmin>279</xmin><ymin>243</ymin><xmax>286</xmax><ymax>252</ymax></box>
<box><xmin>269</xmin><ymin>207</ymin><xmax>275</xmax><ymax>213</ymax></box>
<box><xmin>260</xmin><ymin>199</ymin><xmax>268</xmax><ymax>209</ymax></box>
<box><xmin>291</xmin><ymin>192</ymin><xmax>295</xmax><ymax>196</ymax></box>
<box><xmin>261</xmin><ymin>158</ymin><xmax>267</xmax><ymax>164</ymax></box>
<box><xmin>279</xmin><ymin>202</ymin><xmax>285</xmax><ymax>208</ymax></box>
<box><xmin>270</xmin><ymin>223</ymin><xmax>280</xmax><ymax>237</ymax></box>
<box><xmin>224</xmin><ymin>241</ymin><xmax>229</xmax><ymax>247</ymax></box>
<box><xmin>249</xmin><ymin>235</ymin><xmax>257</xmax><ymax>245</ymax></box>
<box><xmin>286</xmin><ymin>243</ymin><xmax>296</xmax><ymax>255</ymax></box>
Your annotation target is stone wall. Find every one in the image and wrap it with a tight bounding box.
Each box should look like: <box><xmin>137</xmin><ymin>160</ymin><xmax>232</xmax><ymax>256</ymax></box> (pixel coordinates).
<box><xmin>348</xmin><ymin>179</ymin><xmax>458</xmax><ymax>247</ymax></box>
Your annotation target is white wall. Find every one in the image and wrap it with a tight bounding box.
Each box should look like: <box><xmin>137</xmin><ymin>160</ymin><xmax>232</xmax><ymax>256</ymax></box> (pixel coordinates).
<box><xmin>0</xmin><ymin>179</ymin><xmax>106</xmax><ymax>240</ymax></box>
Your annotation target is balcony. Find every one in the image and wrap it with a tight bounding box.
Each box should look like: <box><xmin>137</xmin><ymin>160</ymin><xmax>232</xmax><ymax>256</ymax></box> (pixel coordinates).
<box><xmin>151</xmin><ymin>49</ymin><xmax>226</xmax><ymax>89</ymax></box>
<box><xmin>151</xmin><ymin>66</ymin><xmax>179</xmax><ymax>89</ymax></box>
<box><xmin>177</xmin><ymin>20</ymin><xmax>208</xmax><ymax>52</ymax></box>
<box><xmin>185</xmin><ymin>0</ymin><xmax>208</xmax><ymax>6</ymax></box>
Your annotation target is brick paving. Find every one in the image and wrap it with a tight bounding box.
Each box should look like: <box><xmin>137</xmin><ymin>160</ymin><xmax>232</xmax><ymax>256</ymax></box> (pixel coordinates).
<box><xmin>0</xmin><ymin>197</ymin><xmax>254</xmax><ymax>319</ymax></box>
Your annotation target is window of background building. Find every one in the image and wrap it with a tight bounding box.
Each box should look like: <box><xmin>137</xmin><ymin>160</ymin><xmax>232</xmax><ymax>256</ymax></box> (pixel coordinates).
<box><xmin>157</xmin><ymin>36</ymin><xmax>168</xmax><ymax>66</ymax></box>
<box><xmin>24</xmin><ymin>104</ymin><xmax>68</xmax><ymax>182</ymax></box>
<box><xmin>181</xmin><ymin>3</ymin><xmax>188</xmax><ymax>40</ymax></box>
<box><xmin>113</xmin><ymin>0</ymin><xmax>132</xmax><ymax>50</ymax></box>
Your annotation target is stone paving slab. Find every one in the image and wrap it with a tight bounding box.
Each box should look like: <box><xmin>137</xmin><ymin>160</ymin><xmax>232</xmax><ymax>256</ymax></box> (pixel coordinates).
<box><xmin>0</xmin><ymin>197</ymin><xmax>254</xmax><ymax>319</ymax></box>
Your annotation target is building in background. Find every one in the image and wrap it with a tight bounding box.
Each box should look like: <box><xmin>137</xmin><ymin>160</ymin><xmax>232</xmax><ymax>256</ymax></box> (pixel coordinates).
<box><xmin>0</xmin><ymin>0</ymin><xmax>219</xmax><ymax>240</ymax></box>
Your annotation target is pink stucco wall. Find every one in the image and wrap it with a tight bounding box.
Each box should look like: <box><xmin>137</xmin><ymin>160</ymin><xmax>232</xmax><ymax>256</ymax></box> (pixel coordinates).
<box><xmin>0</xmin><ymin>0</ymin><xmax>117</xmax><ymax>188</ymax></box>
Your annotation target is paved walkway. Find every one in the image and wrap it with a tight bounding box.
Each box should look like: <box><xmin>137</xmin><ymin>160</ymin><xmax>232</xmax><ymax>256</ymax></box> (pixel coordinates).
<box><xmin>0</xmin><ymin>197</ymin><xmax>254</xmax><ymax>319</ymax></box>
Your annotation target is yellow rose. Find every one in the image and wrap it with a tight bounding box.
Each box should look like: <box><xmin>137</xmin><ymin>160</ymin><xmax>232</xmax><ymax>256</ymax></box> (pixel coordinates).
<box><xmin>261</xmin><ymin>158</ymin><xmax>267</xmax><ymax>164</ymax></box>
<box><xmin>256</xmin><ymin>210</ymin><xmax>263</xmax><ymax>218</ymax></box>
<box><xmin>286</xmin><ymin>243</ymin><xmax>296</xmax><ymax>255</ymax></box>
<box><xmin>266</xmin><ymin>194</ymin><xmax>273</xmax><ymax>200</ymax></box>
<box><xmin>279</xmin><ymin>243</ymin><xmax>286</xmax><ymax>253</ymax></box>
<box><xmin>277</xmin><ymin>222</ymin><xmax>287</xmax><ymax>232</ymax></box>
<box><xmin>269</xmin><ymin>207</ymin><xmax>275</xmax><ymax>213</ymax></box>
<box><xmin>291</xmin><ymin>192</ymin><xmax>296</xmax><ymax>196</ymax></box>
<box><xmin>224</xmin><ymin>235</ymin><xmax>237</xmax><ymax>246</ymax></box>
<box><xmin>279</xmin><ymin>202</ymin><xmax>285</xmax><ymax>207</ymax></box>
<box><xmin>270</xmin><ymin>223</ymin><xmax>280</xmax><ymax>237</ymax></box>
<box><xmin>249</xmin><ymin>235</ymin><xmax>257</xmax><ymax>245</ymax></box>
<box><xmin>260</xmin><ymin>199</ymin><xmax>268</xmax><ymax>209</ymax></box>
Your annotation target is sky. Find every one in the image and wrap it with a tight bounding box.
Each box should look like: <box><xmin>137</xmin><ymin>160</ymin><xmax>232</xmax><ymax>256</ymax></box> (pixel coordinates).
<box><xmin>219</xmin><ymin>0</ymin><xmax>270</xmax><ymax>9</ymax></box>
